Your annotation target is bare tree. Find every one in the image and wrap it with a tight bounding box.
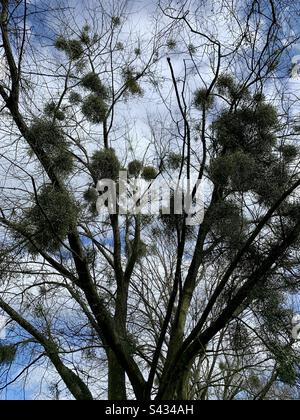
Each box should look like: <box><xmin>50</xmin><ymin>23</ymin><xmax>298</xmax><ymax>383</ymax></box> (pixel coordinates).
<box><xmin>0</xmin><ymin>0</ymin><xmax>300</xmax><ymax>401</ymax></box>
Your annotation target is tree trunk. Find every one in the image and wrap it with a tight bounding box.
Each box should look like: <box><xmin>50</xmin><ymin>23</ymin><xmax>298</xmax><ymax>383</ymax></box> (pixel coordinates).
<box><xmin>158</xmin><ymin>360</ymin><xmax>193</xmax><ymax>400</ymax></box>
<box><xmin>51</xmin><ymin>355</ymin><xmax>94</xmax><ymax>400</ymax></box>
<box><xmin>107</xmin><ymin>278</ymin><xmax>129</xmax><ymax>400</ymax></box>
<box><xmin>108</xmin><ymin>348</ymin><xmax>127</xmax><ymax>400</ymax></box>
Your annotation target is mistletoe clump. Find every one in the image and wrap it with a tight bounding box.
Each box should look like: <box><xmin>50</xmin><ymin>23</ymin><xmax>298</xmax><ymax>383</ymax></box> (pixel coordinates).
<box><xmin>122</xmin><ymin>67</ymin><xmax>143</xmax><ymax>96</ymax></box>
<box><xmin>112</xmin><ymin>16</ymin><xmax>121</xmax><ymax>27</ymax></box>
<box><xmin>275</xmin><ymin>346</ymin><xmax>299</xmax><ymax>386</ymax></box>
<box><xmin>0</xmin><ymin>345</ymin><xmax>17</xmax><ymax>365</ymax></box>
<box><xmin>210</xmin><ymin>86</ymin><xmax>290</xmax><ymax>207</ymax></box>
<box><xmin>44</xmin><ymin>101</ymin><xmax>66</xmax><ymax>121</ymax></box>
<box><xmin>216</xmin><ymin>73</ymin><xmax>244</xmax><ymax>102</ymax></box>
<box><xmin>134</xmin><ymin>47</ymin><xmax>142</xmax><ymax>57</ymax></box>
<box><xmin>81</xmin><ymin>94</ymin><xmax>108</xmax><ymax>124</ymax></box>
<box><xmin>83</xmin><ymin>187</ymin><xmax>99</xmax><ymax>217</ymax></box>
<box><xmin>128</xmin><ymin>160</ymin><xmax>143</xmax><ymax>177</ymax></box>
<box><xmin>81</xmin><ymin>73</ymin><xmax>109</xmax><ymax>98</ymax></box>
<box><xmin>213</xmin><ymin>101</ymin><xmax>278</xmax><ymax>155</ymax></box>
<box><xmin>210</xmin><ymin>151</ymin><xmax>257</xmax><ymax>192</ymax></box>
<box><xmin>90</xmin><ymin>149</ymin><xmax>120</xmax><ymax>182</ymax></box>
<box><xmin>27</xmin><ymin>119</ymin><xmax>74</xmax><ymax>176</ymax></box>
<box><xmin>83</xmin><ymin>187</ymin><xmax>98</xmax><ymax>203</ymax></box>
<box><xmin>55</xmin><ymin>36</ymin><xmax>84</xmax><ymax>61</ymax></box>
<box><xmin>213</xmin><ymin>88</ymin><xmax>279</xmax><ymax>156</ymax></box>
<box><xmin>208</xmin><ymin>200</ymin><xmax>245</xmax><ymax>248</ymax></box>
<box><xmin>159</xmin><ymin>191</ymin><xmax>195</xmax><ymax>239</ymax></box>
<box><xmin>83</xmin><ymin>187</ymin><xmax>99</xmax><ymax>215</ymax></box>
<box><xmin>229</xmin><ymin>322</ymin><xmax>250</xmax><ymax>352</ymax></box>
<box><xmin>69</xmin><ymin>92</ymin><xmax>82</xmax><ymax>105</ymax></box>
<box><xmin>166</xmin><ymin>153</ymin><xmax>183</xmax><ymax>170</ymax></box>
<box><xmin>80</xmin><ymin>72</ymin><xmax>109</xmax><ymax>124</ymax></box>
<box><xmin>194</xmin><ymin>88</ymin><xmax>215</xmax><ymax>110</ymax></box>
<box><xmin>28</xmin><ymin>118</ymin><xmax>65</xmax><ymax>149</ymax></box>
<box><xmin>127</xmin><ymin>161</ymin><xmax>157</xmax><ymax>180</ymax></box>
<box><xmin>253</xmin><ymin>161</ymin><xmax>290</xmax><ymax>205</ymax></box>
<box><xmin>80</xmin><ymin>25</ymin><xmax>91</xmax><ymax>45</ymax></box>
<box><xmin>23</xmin><ymin>185</ymin><xmax>79</xmax><ymax>254</ymax></box>
<box><xmin>142</xmin><ymin>166</ymin><xmax>157</xmax><ymax>181</ymax></box>
<box><xmin>279</xmin><ymin>144</ymin><xmax>298</xmax><ymax>163</ymax></box>
<box><xmin>167</xmin><ymin>39</ymin><xmax>177</xmax><ymax>50</ymax></box>
<box><xmin>127</xmin><ymin>239</ymin><xmax>148</xmax><ymax>262</ymax></box>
